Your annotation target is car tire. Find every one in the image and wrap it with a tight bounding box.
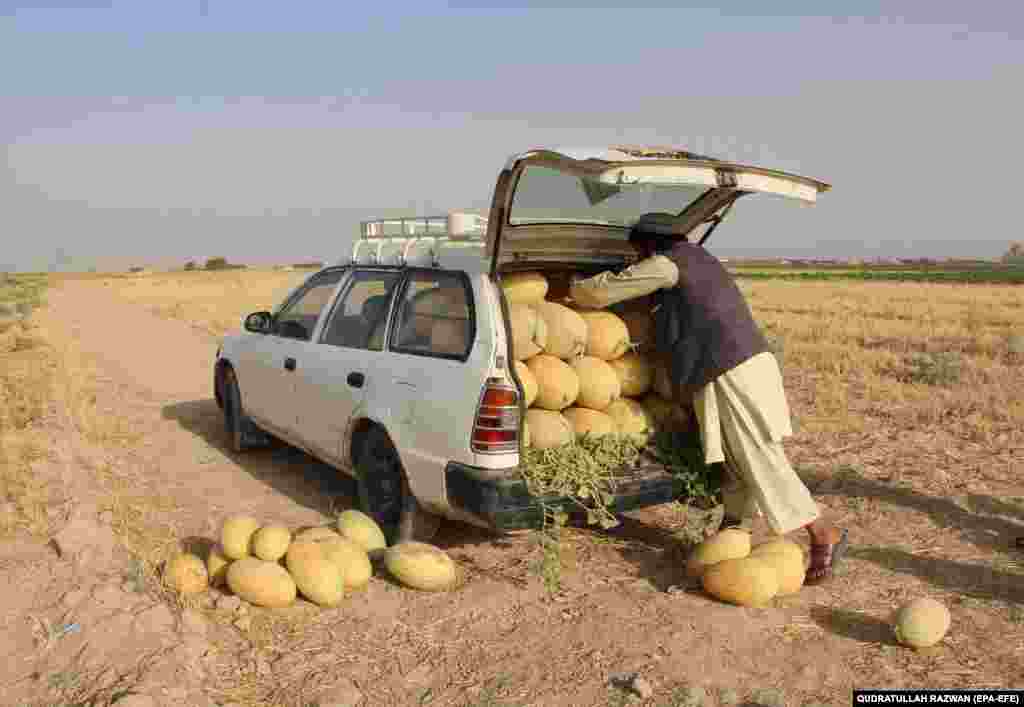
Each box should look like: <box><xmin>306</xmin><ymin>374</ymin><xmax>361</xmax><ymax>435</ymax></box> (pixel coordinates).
<box><xmin>222</xmin><ymin>367</ymin><xmax>269</xmax><ymax>453</ymax></box>
<box><xmin>355</xmin><ymin>426</ymin><xmax>441</xmax><ymax>545</ymax></box>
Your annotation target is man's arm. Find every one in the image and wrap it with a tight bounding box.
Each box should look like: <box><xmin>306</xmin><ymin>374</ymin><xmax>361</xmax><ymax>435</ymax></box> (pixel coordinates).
<box><xmin>569</xmin><ymin>254</ymin><xmax>679</xmax><ymax>309</ymax></box>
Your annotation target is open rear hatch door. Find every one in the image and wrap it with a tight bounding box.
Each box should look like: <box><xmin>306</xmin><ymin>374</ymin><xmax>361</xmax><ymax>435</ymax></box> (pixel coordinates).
<box><xmin>484</xmin><ymin>146</ymin><xmax>831</xmax><ymax>274</ymax></box>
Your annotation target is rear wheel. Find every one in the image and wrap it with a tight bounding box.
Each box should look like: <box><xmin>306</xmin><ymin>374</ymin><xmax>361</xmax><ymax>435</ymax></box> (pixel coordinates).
<box><xmin>222</xmin><ymin>367</ymin><xmax>269</xmax><ymax>453</ymax></box>
<box><xmin>355</xmin><ymin>426</ymin><xmax>440</xmax><ymax>545</ymax></box>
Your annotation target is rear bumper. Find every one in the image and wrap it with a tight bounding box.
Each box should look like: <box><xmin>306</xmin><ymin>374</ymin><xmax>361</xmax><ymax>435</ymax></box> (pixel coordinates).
<box><xmin>444</xmin><ymin>461</ymin><xmax>683</xmax><ymax>532</ymax></box>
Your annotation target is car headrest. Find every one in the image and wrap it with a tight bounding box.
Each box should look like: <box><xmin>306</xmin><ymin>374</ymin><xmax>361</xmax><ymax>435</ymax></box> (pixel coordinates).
<box><xmin>360</xmin><ymin>294</ymin><xmax>390</xmax><ymax>324</ymax></box>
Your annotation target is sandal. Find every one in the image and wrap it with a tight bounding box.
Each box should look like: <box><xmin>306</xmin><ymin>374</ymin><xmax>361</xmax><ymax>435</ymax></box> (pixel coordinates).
<box><xmin>805</xmin><ymin>528</ymin><xmax>849</xmax><ymax>586</ymax></box>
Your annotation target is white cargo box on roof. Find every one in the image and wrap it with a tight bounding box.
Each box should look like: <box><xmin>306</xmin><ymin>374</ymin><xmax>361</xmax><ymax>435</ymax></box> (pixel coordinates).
<box><xmin>346</xmin><ymin>210</ymin><xmax>488</xmax><ymax>269</ymax></box>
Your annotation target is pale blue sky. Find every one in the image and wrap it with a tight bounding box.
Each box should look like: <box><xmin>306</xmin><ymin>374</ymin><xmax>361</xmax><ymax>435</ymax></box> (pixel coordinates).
<box><xmin>2</xmin><ymin>1</ymin><xmax>1022</xmax><ymax>271</ymax></box>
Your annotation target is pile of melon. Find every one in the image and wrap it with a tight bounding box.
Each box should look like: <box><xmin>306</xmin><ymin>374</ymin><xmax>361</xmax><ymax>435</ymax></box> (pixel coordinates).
<box><xmin>685</xmin><ymin>529</ymin><xmax>807</xmax><ymax>608</ymax></box>
<box><xmin>504</xmin><ymin>271</ymin><xmax>687</xmax><ymax>451</ymax></box>
<box><xmin>163</xmin><ymin>510</ymin><xmax>460</xmax><ymax>609</ymax></box>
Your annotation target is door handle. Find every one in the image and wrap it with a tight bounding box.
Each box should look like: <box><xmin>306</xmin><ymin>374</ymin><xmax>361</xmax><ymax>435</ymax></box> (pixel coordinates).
<box><xmin>284</xmin><ymin>357</ymin><xmax>296</xmax><ymax>371</ymax></box>
<box><xmin>347</xmin><ymin>371</ymin><xmax>365</xmax><ymax>388</ymax></box>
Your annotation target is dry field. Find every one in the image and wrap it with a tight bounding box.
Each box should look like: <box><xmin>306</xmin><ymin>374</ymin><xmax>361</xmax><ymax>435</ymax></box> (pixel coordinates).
<box><xmin>1</xmin><ymin>268</ymin><xmax>1022</xmax><ymax>707</ymax></box>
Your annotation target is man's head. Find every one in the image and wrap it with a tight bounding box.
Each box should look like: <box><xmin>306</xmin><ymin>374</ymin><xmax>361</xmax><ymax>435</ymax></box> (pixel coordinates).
<box><xmin>628</xmin><ymin>212</ymin><xmax>683</xmax><ymax>259</ymax></box>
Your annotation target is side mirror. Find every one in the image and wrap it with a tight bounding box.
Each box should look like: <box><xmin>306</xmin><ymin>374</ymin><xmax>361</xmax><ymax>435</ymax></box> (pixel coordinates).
<box><xmin>243</xmin><ymin>311</ymin><xmax>273</xmax><ymax>334</ymax></box>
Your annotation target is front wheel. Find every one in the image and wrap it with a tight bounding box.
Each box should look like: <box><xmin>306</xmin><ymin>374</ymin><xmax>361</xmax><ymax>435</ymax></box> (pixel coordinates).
<box><xmin>222</xmin><ymin>367</ymin><xmax>269</xmax><ymax>453</ymax></box>
<box><xmin>355</xmin><ymin>426</ymin><xmax>440</xmax><ymax>545</ymax></box>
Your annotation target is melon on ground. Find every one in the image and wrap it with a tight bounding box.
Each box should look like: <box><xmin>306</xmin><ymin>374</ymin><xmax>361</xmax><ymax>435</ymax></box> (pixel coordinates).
<box><xmin>295</xmin><ymin>532</ymin><xmax>372</xmax><ymax>591</ymax></box>
<box><xmin>206</xmin><ymin>544</ymin><xmax>232</xmax><ymax>587</ymax></box>
<box><xmin>750</xmin><ymin>538</ymin><xmax>805</xmax><ymax>595</ymax></box>
<box><xmin>702</xmin><ymin>556</ymin><xmax>779</xmax><ymax>608</ymax></box>
<box><xmin>502</xmin><ymin>272</ymin><xmax>549</xmax><ymax>305</ymax></box>
<box><xmin>562</xmin><ymin>407</ymin><xmax>617</xmax><ymax>439</ymax></box>
<box><xmin>336</xmin><ymin>510</ymin><xmax>387</xmax><ymax>554</ymax></box>
<box><xmin>570</xmin><ymin>356</ymin><xmax>621</xmax><ymax>411</ymax></box>
<box><xmin>509</xmin><ymin>304</ymin><xmax>548</xmax><ymax>360</ymax></box>
<box><xmin>685</xmin><ymin>528</ymin><xmax>752</xmax><ymax>578</ymax></box>
<box><xmin>893</xmin><ymin>598</ymin><xmax>951</xmax><ymax>648</ymax></box>
<box><xmin>252</xmin><ymin>525</ymin><xmax>292</xmax><ymax>562</ymax></box>
<box><xmin>285</xmin><ymin>541</ymin><xmax>346</xmax><ymax>607</ymax></box>
<box><xmin>384</xmin><ymin>542</ymin><xmax>458</xmax><ymax>592</ymax></box>
<box><xmin>226</xmin><ymin>558</ymin><xmax>297</xmax><ymax>608</ymax></box>
<box><xmin>514</xmin><ymin>360</ymin><xmax>538</xmax><ymax>408</ymax></box>
<box><xmin>221</xmin><ymin>515</ymin><xmax>260</xmax><ymax>560</ymax></box>
<box><xmin>577</xmin><ymin>310</ymin><xmax>631</xmax><ymax>361</ymax></box>
<box><xmin>524</xmin><ymin>409</ymin><xmax>573</xmax><ymax>449</ymax></box>
<box><xmin>526</xmin><ymin>354</ymin><xmax>580</xmax><ymax>411</ymax></box>
<box><xmin>609</xmin><ymin>353</ymin><xmax>654</xmax><ymax>397</ymax></box>
<box><xmin>535</xmin><ymin>301</ymin><xmax>588</xmax><ymax>359</ymax></box>
<box><xmin>295</xmin><ymin>526</ymin><xmax>342</xmax><ymax>543</ymax></box>
<box><xmin>165</xmin><ymin>553</ymin><xmax>209</xmax><ymax>594</ymax></box>
<box><xmin>604</xmin><ymin>398</ymin><xmax>651</xmax><ymax>445</ymax></box>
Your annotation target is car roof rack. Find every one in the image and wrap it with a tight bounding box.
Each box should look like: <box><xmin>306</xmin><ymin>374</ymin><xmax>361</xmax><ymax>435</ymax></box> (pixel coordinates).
<box><xmin>346</xmin><ymin>211</ymin><xmax>487</xmax><ymax>267</ymax></box>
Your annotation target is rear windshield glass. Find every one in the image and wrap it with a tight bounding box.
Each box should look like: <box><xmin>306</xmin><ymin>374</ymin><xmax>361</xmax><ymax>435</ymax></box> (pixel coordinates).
<box><xmin>509</xmin><ymin>165</ymin><xmax>709</xmax><ymax>228</ymax></box>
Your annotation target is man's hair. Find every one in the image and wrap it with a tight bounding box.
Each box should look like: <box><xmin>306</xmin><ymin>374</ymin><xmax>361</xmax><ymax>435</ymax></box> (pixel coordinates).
<box><xmin>628</xmin><ymin>212</ymin><xmax>684</xmax><ymax>254</ymax></box>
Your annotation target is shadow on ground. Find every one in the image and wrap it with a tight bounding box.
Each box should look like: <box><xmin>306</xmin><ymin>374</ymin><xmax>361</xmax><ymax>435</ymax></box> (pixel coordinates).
<box><xmin>161</xmin><ymin>398</ymin><xmax>521</xmax><ymax>553</ymax></box>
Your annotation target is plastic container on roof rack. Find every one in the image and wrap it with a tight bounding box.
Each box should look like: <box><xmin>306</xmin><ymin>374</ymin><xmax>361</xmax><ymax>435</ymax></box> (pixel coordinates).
<box><xmin>347</xmin><ymin>210</ymin><xmax>488</xmax><ymax>267</ymax></box>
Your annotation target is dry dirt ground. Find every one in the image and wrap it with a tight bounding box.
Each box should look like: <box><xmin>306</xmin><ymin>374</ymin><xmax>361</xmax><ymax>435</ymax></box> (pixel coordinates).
<box><xmin>1</xmin><ymin>276</ymin><xmax>1023</xmax><ymax>707</ymax></box>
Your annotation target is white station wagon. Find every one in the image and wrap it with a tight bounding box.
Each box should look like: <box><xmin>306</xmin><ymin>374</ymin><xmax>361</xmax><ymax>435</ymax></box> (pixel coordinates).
<box><xmin>213</xmin><ymin>146</ymin><xmax>829</xmax><ymax>543</ymax></box>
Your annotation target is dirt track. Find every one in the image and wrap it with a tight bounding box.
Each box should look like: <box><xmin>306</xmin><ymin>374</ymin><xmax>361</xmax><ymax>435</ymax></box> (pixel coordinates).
<box><xmin>2</xmin><ymin>279</ymin><xmax>1022</xmax><ymax>706</ymax></box>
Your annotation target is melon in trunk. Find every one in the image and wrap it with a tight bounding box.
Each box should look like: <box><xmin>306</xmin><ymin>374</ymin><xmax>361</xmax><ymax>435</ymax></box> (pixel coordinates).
<box><xmin>893</xmin><ymin>598</ymin><xmax>951</xmax><ymax>648</ymax></box>
<box><xmin>285</xmin><ymin>541</ymin><xmax>346</xmax><ymax>607</ymax></box>
<box><xmin>226</xmin><ymin>558</ymin><xmax>297</xmax><ymax>608</ymax></box>
<box><xmin>526</xmin><ymin>354</ymin><xmax>580</xmax><ymax>411</ymax></box>
<box><xmin>524</xmin><ymin>409</ymin><xmax>573</xmax><ymax>449</ymax></box>
<box><xmin>384</xmin><ymin>541</ymin><xmax>458</xmax><ymax>592</ymax></box>
<box><xmin>685</xmin><ymin>528</ymin><xmax>752</xmax><ymax>578</ymax></box>
<box><xmin>521</xmin><ymin>419</ymin><xmax>530</xmax><ymax>448</ymax></box>
<box><xmin>604</xmin><ymin>398</ymin><xmax>651</xmax><ymax>445</ymax></box>
<box><xmin>562</xmin><ymin>407</ymin><xmax>616</xmax><ymax>439</ymax></box>
<box><xmin>535</xmin><ymin>301</ymin><xmax>588</xmax><ymax>359</ymax></box>
<box><xmin>336</xmin><ymin>510</ymin><xmax>387</xmax><ymax>554</ymax></box>
<box><xmin>750</xmin><ymin>538</ymin><xmax>806</xmax><ymax>595</ymax></box>
<box><xmin>206</xmin><ymin>544</ymin><xmax>232</xmax><ymax>587</ymax></box>
<box><xmin>221</xmin><ymin>515</ymin><xmax>260</xmax><ymax>560</ymax></box>
<box><xmin>702</xmin><ymin>556</ymin><xmax>779</xmax><ymax>608</ymax></box>
<box><xmin>514</xmin><ymin>360</ymin><xmax>538</xmax><ymax>408</ymax></box>
<box><xmin>577</xmin><ymin>310</ymin><xmax>631</xmax><ymax>361</ymax></box>
<box><xmin>502</xmin><ymin>271</ymin><xmax>548</xmax><ymax>305</ymax></box>
<box><xmin>509</xmin><ymin>304</ymin><xmax>548</xmax><ymax>360</ymax></box>
<box><xmin>609</xmin><ymin>353</ymin><xmax>654</xmax><ymax>397</ymax></box>
<box><xmin>570</xmin><ymin>356</ymin><xmax>621</xmax><ymax>411</ymax></box>
<box><xmin>165</xmin><ymin>553</ymin><xmax>209</xmax><ymax>594</ymax></box>
<box><xmin>252</xmin><ymin>525</ymin><xmax>292</xmax><ymax>562</ymax></box>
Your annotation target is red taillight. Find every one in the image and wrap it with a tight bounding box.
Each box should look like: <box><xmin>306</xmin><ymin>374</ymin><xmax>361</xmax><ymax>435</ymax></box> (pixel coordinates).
<box><xmin>472</xmin><ymin>379</ymin><xmax>520</xmax><ymax>453</ymax></box>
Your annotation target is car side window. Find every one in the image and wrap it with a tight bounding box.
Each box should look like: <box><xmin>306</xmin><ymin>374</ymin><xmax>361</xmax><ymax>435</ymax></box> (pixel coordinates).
<box><xmin>391</xmin><ymin>271</ymin><xmax>474</xmax><ymax>359</ymax></box>
<box><xmin>273</xmin><ymin>270</ymin><xmax>346</xmax><ymax>341</ymax></box>
<box><xmin>320</xmin><ymin>271</ymin><xmax>401</xmax><ymax>351</ymax></box>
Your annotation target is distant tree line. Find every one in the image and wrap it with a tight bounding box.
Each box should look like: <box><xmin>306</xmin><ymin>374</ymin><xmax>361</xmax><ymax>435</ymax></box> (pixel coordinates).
<box><xmin>182</xmin><ymin>257</ymin><xmax>248</xmax><ymax>271</ymax></box>
<box><xmin>1005</xmin><ymin>242</ymin><xmax>1024</xmax><ymax>265</ymax></box>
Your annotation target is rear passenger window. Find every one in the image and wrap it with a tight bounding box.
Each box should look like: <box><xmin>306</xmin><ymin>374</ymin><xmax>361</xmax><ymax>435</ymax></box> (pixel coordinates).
<box><xmin>391</xmin><ymin>271</ymin><xmax>474</xmax><ymax>359</ymax></box>
<box><xmin>320</xmin><ymin>271</ymin><xmax>401</xmax><ymax>351</ymax></box>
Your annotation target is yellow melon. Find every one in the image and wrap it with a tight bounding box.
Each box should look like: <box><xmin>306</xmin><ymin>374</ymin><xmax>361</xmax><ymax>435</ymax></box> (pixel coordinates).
<box><xmin>604</xmin><ymin>398</ymin><xmax>651</xmax><ymax>445</ymax></box>
<box><xmin>502</xmin><ymin>272</ymin><xmax>549</xmax><ymax>305</ymax></box>
<box><xmin>685</xmin><ymin>528</ymin><xmax>752</xmax><ymax>578</ymax></box>
<box><xmin>336</xmin><ymin>510</ymin><xmax>387</xmax><ymax>554</ymax></box>
<box><xmin>514</xmin><ymin>360</ymin><xmax>538</xmax><ymax>408</ymax></box>
<box><xmin>521</xmin><ymin>419</ymin><xmax>530</xmax><ymax>448</ymax></box>
<box><xmin>750</xmin><ymin>538</ymin><xmax>806</xmax><ymax>595</ymax></box>
<box><xmin>206</xmin><ymin>544</ymin><xmax>232</xmax><ymax>588</ymax></box>
<box><xmin>524</xmin><ymin>409</ymin><xmax>573</xmax><ymax>449</ymax></box>
<box><xmin>221</xmin><ymin>515</ymin><xmax>260</xmax><ymax>560</ymax></box>
<box><xmin>570</xmin><ymin>356</ymin><xmax>621</xmax><ymax>411</ymax></box>
<box><xmin>654</xmin><ymin>362</ymin><xmax>674</xmax><ymax>399</ymax></box>
<box><xmin>893</xmin><ymin>598</ymin><xmax>951</xmax><ymax>648</ymax></box>
<box><xmin>384</xmin><ymin>542</ymin><xmax>458</xmax><ymax>592</ymax></box>
<box><xmin>577</xmin><ymin>310</ymin><xmax>631</xmax><ymax>361</ymax></box>
<box><xmin>526</xmin><ymin>354</ymin><xmax>579</xmax><ymax>411</ymax></box>
<box><xmin>535</xmin><ymin>301</ymin><xmax>588</xmax><ymax>359</ymax></box>
<box><xmin>702</xmin><ymin>557</ymin><xmax>779</xmax><ymax>608</ymax></box>
<box><xmin>294</xmin><ymin>526</ymin><xmax>342</xmax><ymax>543</ymax></box>
<box><xmin>252</xmin><ymin>525</ymin><xmax>292</xmax><ymax>562</ymax></box>
<box><xmin>226</xmin><ymin>558</ymin><xmax>297</xmax><ymax>608</ymax></box>
<box><xmin>509</xmin><ymin>304</ymin><xmax>548</xmax><ymax>360</ymax></box>
<box><xmin>609</xmin><ymin>353</ymin><xmax>654</xmax><ymax>398</ymax></box>
<box><xmin>563</xmin><ymin>407</ymin><xmax>616</xmax><ymax>439</ymax></box>
<box><xmin>165</xmin><ymin>553</ymin><xmax>209</xmax><ymax>594</ymax></box>
<box><xmin>295</xmin><ymin>533</ymin><xmax>373</xmax><ymax>591</ymax></box>
<box><xmin>285</xmin><ymin>541</ymin><xmax>345</xmax><ymax>607</ymax></box>
<box><xmin>641</xmin><ymin>394</ymin><xmax>675</xmax><ymax>427</ymax></box>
